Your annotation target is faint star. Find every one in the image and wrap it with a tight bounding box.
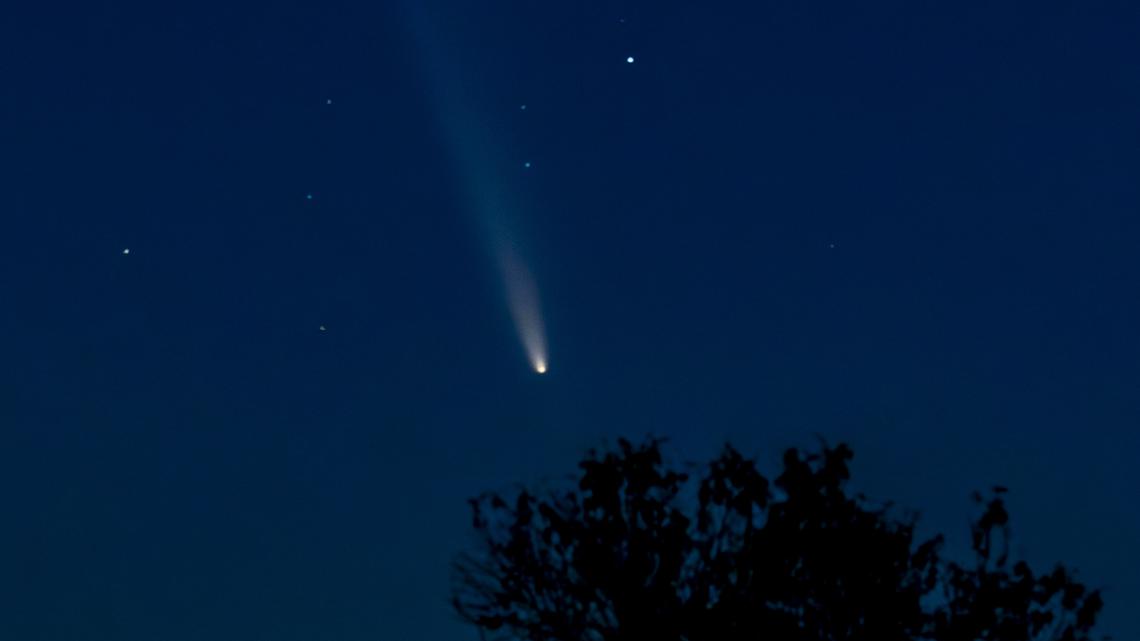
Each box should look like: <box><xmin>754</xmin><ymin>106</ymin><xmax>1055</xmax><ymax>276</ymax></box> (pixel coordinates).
<box><xmin>326</xmin><ymin>99</ymin><xmax>332</xmax><ymax>105</ymax></box>
<box><xmin>520</xmin><ymin>104</ymin><xmax>527</xmax><ymax>110</ymax></box>
<box><xmin>306</xmin><ymin>193</ymin><xmax>313</xmax><ymax>200</ymax></box>
<box><xmin>122</xmin><ymin>248</ymin><xmax>130</xmax><ymax>255</ymax></box>
<box><xmin>828</xmin><ymin>243</ymin><xmax>836</xmax><ymax>249</ymax></box>
<box><xmin>319</xmin><ymin>325</ymin><xmax>326</xmax><ymax>332</ymax></box>
<box><xmin>524</xmin><ymin>161</ymin><xmax>532</xmax><ymax>168</ymax></box>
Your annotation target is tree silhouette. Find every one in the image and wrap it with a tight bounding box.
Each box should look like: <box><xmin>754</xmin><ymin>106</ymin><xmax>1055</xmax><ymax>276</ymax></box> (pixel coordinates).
<box><xmin>452</xmin><ymin>438</ymin><xmax>1104</xmax><ymax>641</ymax></box>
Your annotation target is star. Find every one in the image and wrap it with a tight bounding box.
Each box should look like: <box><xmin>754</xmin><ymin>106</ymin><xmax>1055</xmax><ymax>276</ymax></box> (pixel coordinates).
<box><xmin>326</xmin><ymin>99</ymin><xmax>332</xmax><ymax>105</ymax></box>
<box><xmin>319</xmin><ymin>325</ymin><xmax>327</xmax><ymax>332</ymax></box>
<box><xmin>520</xmin><ymin>104</ymin><xmax>527</xmax><ymax>110</ymax></box>
<box><xmin>626</xmin><ymin>56</ymin><xmax>635</xmax><ymax>63</ymax></box>
<box><xmin>306</xmin><ymin>193</ymin><xmax>313</xmax><ymax>200</ymax></box>
<box><xmin>524</xmin><ymin>161</ymin><xmax>532</xmax><ymax>168</ymax></box>
<box><xmin>122</xmin><ymin>248</ymin><xmax>130</xmax><ymax>255</ymax></box>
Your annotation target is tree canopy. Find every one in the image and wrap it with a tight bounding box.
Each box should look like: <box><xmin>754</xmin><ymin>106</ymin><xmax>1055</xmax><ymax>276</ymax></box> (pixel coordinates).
<box><xmin>452</xmin><ymin>438</ymin><xmax>1104</xmax><ymax>641</ymax></box>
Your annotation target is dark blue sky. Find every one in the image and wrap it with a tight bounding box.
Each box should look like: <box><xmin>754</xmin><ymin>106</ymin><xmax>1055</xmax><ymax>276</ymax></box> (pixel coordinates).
<box><xmin>2</xmin><ymin>1</ymin><xmax>1137</xmax><ymax>639</ymax></box>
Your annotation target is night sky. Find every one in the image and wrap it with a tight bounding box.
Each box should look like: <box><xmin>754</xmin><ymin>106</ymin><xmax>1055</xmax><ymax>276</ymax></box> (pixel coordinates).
<box><xmin>2</xmin><ymin>1</ymin><xmax>1138</xmax><ymax>639</ymax></box>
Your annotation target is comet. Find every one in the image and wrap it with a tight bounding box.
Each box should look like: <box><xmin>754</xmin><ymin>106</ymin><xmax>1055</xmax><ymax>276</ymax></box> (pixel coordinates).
<box><xmin>399</xmin><ymin>1</ymin><xmax>551</xmax><ymax>375</ymax></box>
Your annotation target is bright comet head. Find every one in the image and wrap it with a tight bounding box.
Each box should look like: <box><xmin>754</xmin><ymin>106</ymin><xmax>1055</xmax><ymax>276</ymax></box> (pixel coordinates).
<box><xmin>497</xmin><ymin>245</ymin><xmax>549</xmax><ymax>377</ymax></box>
